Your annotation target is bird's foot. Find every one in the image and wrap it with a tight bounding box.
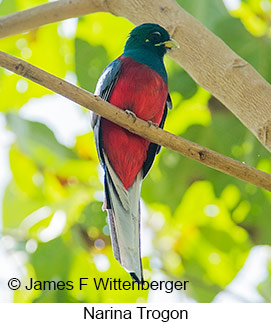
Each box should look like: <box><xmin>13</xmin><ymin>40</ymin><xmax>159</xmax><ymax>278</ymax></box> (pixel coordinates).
<box><xmin>125</xmin><ymin>110</ymin><xmax>137</xmax><ymax>123</ymax></box>
<box><xmin>148</xmin><ymin>120</ymin><xmax>159</xmax><ymax>128</ymax></box>
<box><xmin>102</xmin><ymin>200</ymin><xmax>107</xmax><ymax>211</ymax></box>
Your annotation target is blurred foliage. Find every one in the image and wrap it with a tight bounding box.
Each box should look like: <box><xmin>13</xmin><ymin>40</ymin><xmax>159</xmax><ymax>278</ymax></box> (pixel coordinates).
<box><xmin>0</xmin><ymin>0</ymin><xmax>271</xmax><ymax>303</ymax></box>
<box><xmin>233</xmin><ymin>0</ymin><xmax>271</xmax><ymax>37</ymax></box>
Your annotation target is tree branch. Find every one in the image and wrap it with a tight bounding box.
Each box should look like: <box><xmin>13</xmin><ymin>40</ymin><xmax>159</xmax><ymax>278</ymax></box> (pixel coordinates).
<box><xmin>0</xmin><ymin>0</ymin><xmax>271</xmax><ymax>152</ymax></box>
<box><xmin>0</xmin><ymin>50</ymin><xmax>270</xmax><ymax>191</ymax></box>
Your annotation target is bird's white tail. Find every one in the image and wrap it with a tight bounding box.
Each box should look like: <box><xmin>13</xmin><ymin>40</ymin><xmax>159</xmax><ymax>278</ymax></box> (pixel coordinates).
<box><xmin>103</xmin><ymin>154</ymin><xmax>143</xmax><ymax>282</ymax></box>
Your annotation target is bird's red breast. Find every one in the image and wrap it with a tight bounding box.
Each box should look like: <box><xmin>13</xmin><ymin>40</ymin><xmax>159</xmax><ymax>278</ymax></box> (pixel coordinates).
<box><xmin>101</xmin><ymin>56</ymin><xmax>168</xmax><ymax>190</ymax></box>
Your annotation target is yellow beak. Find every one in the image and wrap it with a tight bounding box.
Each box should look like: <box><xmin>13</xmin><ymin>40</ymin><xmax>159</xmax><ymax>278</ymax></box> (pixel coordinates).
<box><xmin>155</xmin><ymin>38</ymin><xmax>179</xmax><ymax>49</ymax></box>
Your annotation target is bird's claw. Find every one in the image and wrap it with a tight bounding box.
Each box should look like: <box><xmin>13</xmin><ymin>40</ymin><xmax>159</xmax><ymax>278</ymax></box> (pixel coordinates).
<box><xmin>148</xmin><ymin>120</ymin><xmax>159</xmax><ymax>128</ymax></box>
<box><xmin>125</xmin><ymin>110</ymin><xmax>137</xmax><ymax>123</ymax></box>
<box><xmin>102</xmin><ymin>200</ymin><xmax>107</xmax><ymax>211</ymax></box>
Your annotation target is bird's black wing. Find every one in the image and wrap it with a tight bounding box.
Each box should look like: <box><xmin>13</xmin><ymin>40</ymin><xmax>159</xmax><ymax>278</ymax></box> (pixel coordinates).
<box><xmin>91</xmin><ymin>58</ymin><xmax>122</xmax><ymax>167</ymax></box>
<box><xmin>142</xmin><ymin>93</ymin><xmax>172</xmax><ymax>178</ymax></box>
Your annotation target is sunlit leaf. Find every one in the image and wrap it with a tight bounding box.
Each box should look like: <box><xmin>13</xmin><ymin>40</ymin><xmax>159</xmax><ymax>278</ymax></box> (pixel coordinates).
<box><xmin>0</xmin><ymin>21</ymin><xmax>73</xmax><ymax>111</ymax></box>
<box><xmin>76</xmin><ymin>13</ymin><xmax>134</xmax><ymax>61</ymax></box>
<box><xmin>0</xmin><ymin>0</ymin><xmax>17</xmax><ymax>16</ymax></box>
<box><xmin>75</xmin><ymin>38</ymin><xmax>109</xmax><ymax>93</ymax></box>
<box><xmin>178</xmin><ymin>0</ymin><xmax>229</xmax><ymax>30</ymax></box>
<box><xmin>2</xmin><ymin>180</ymin><xmax>45</xmax><ymax>229</ymax></box>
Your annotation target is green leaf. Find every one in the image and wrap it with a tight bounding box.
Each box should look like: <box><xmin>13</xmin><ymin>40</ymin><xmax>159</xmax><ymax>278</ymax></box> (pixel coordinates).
<box><xmin>6</xmin><ymin>115</ymin><xmax>100</xmax><ymax>184</ymax></box>
<box><xmin>7</xmin><ymin>113</ymin><xmax>76</xmax><ymax>159</ymax></box>
<box><xmin>166</xmin><ymin>58</ymin><xmax>197</xmax><ymax>100</ymax></box>
<box><xmin>0</xmin><ymin>22</ymin><xmax>72</xmax><ymax>111</ymax></box>
<box><xmin>178</xmin><ymin>0</ymin><xmax>229</xmax><ymax>30</ymax></box>
<box><xmin>9</xmin><ymin>145</ymin><xmax>43</xmax><ymax>198</ymax></box>
<box><xmin>31</xmin><ymin>237</ymin><xmax>73</xmax><ymax>279</ymax></box>
<box><xmin>2</xmin><ymin>180</ymin><xmax>45</xmax><ymax>229</ymax></box>
<box><xmin>80</xmin><ymin>201</ymin><xmax>107</xmax><ymax>231</ymax></box>
<box><xmin>76</xmin><ymin>13</ymin><xmax>134</xmax><ymax>61</ymax></box>
<box><xmin>75</xmin><ymin>38</ymin><xmax>109</xmax><ymax>93</ymax></box>
<box><xmin>16</xmin><ymin>0</ymin><xmax>47</xmax><ymax>11</ymax></box>
<box><xmin>0</xmin><ymin>0</ymin><xmax>17</xmax><ymax>16</ymax></box>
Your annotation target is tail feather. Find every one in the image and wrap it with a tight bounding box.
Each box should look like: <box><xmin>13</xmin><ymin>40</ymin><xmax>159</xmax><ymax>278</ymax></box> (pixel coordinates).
<box><xmin>104</xmin><ymin>154</ymin><xmax>143</xmax><ymax>282</ymax></box>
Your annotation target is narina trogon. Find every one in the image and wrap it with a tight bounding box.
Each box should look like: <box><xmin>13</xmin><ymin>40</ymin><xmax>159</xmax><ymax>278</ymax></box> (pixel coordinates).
<box><xmin>91</xmin><ymin>23</ymin><xmax>179</xmax><ymax>282</ymax></box>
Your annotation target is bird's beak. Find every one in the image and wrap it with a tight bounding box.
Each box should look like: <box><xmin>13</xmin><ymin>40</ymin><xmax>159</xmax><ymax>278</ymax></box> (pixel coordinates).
<box><xmin>164</xmin><ymin>38</ymin><xmax>180</xmax><ymax>49</ymax></box>
<box><xmin>155</xmin><ymin>38</ymin><xmax>180</xmax><ymax>49</ymax></box>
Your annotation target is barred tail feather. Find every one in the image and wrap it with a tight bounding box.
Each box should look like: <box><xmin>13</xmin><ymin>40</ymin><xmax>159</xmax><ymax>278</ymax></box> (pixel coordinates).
<box><xmin>103</xmin><ymin>154</ymin><xmax>143</xmax><ymax>283</ymax></box>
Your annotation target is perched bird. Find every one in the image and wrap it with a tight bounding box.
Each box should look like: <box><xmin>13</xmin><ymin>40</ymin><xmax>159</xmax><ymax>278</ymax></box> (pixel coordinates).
<box><xmin>92</xmin><ymin>23</ymin><xmax>178</xmax><ymax>282</ymax></box>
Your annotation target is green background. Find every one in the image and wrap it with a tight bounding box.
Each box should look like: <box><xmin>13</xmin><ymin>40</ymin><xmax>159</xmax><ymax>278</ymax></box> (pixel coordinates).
<box><xmin>0</xmin><ymin>0</ymin><xmax>270</xmax><ymax>302</ymax></box>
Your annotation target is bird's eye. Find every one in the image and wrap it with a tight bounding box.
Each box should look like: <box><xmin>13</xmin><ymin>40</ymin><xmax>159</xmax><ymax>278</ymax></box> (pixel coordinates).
<box><xmin>150</xmin><ymin>31</ymin><xmax>161</xmax><ymax>42</ymax></box>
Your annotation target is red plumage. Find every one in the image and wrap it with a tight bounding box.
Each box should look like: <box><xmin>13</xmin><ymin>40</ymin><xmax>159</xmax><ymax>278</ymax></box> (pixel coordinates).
<box><xmin>101</xmin><ymin>56</ymin><xmax>168</xmax><ymax>190</ymax></box>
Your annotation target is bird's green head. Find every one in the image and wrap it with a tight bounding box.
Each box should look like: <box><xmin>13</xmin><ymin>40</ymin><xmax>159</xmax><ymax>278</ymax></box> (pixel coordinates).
<box><xmin>124</xmin><ymin>23</ymin><xmax>179</xmax><ymax>58</ymax></box>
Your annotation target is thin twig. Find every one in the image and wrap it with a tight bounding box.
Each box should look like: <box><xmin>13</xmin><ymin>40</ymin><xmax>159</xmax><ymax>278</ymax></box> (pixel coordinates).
<box><xmin>0</xmin><ymin>50</ymin><xmax>270</xmax><ymax>191</ymax></box>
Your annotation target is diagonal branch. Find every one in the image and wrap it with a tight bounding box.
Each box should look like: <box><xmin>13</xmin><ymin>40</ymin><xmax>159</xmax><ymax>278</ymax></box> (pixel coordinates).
<box><xmin>0</xmin><ymin>0</ymin><xmax>271</xmax><ymax>152</ymax></box>
<box><xmin>0</xmin><ymin>50</ymin><xmax>270</xmax><ymax>191</ymax></box>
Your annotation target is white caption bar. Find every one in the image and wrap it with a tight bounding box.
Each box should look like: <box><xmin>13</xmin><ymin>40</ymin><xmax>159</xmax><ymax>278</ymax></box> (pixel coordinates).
<box><xmin>0</xmin><ymin>303</ymin><xmax>270</xmax><ymax>323</ymax></box>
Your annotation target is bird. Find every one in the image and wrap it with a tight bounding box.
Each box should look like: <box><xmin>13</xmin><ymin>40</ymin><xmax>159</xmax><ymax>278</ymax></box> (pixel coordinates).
<box><xmin>91</xmin><ymin>23</ymin><xmax>178</xmax><ymax>283</ymax></box>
